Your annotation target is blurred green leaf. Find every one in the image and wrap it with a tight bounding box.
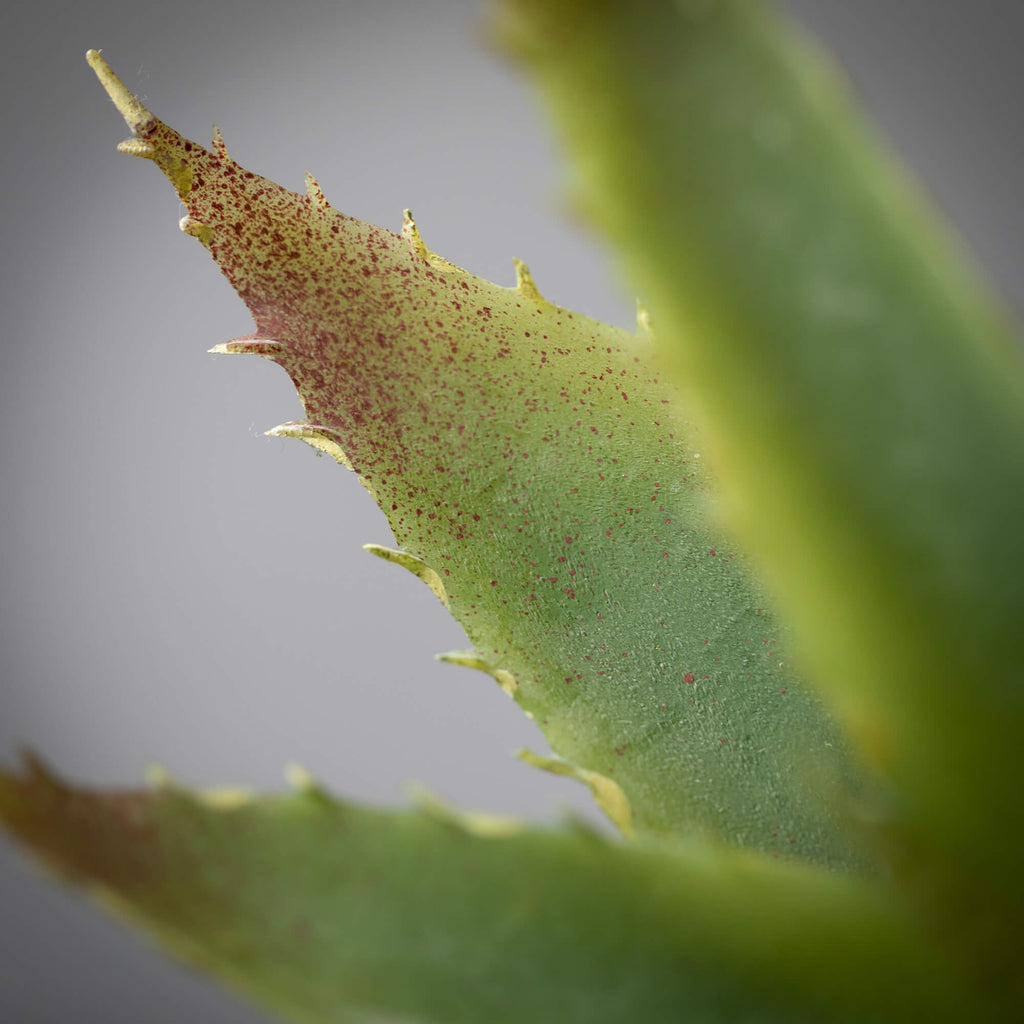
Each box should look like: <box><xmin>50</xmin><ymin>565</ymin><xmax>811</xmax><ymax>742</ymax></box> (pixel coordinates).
<box><xmin>496</xmin><ymin>0</ymin><xmax>1024</xmax><ymax>1007</ymax></box>
<box><xmin>0</xmin><ymin>756</ymin><xmax>976</xmax><ymax>1024</ymax></box>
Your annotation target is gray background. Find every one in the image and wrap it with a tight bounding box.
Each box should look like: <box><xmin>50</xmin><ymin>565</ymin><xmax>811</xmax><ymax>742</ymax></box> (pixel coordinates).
<box><xmin>1</xmin><ymin>2</ymin><xmax>1020</xmax><ymax>1020</ymax></box>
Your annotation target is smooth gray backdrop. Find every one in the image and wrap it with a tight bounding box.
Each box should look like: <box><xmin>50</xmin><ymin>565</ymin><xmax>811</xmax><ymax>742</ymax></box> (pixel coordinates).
<box><xmin>2</xmin><ymin>2</ymin><xmax>1021</xmax><ymax>1021</ymax></box>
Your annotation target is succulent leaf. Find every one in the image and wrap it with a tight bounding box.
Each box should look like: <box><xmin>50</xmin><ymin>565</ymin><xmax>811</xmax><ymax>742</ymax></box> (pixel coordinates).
<box><xmin>84</xmin><ymin>48</ymin><xmax>873</xmax><ymax>869</ymax></box>
<box><xmin>0</xmin><ymin>756</ymin><xmax>975</xmax><ymax>1024</ymax></box>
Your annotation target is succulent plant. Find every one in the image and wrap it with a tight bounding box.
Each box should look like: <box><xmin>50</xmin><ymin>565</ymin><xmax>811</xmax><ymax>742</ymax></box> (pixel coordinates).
<box><xmin>3</xmin><ymin>2</ymin><xmax>1021</xmax><ymax>1021</ymax></box>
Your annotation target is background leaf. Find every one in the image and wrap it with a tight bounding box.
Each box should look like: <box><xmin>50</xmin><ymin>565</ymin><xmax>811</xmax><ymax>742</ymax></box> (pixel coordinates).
<box><xmin>497</xmin><ymin>0</ymin><xmax>1024</xmax><ymax>1008</ymax></box>
<box><xmin>0</xmin><ymin>757</ymin><xmax>979</xmax><ymax>1024</ymax></box>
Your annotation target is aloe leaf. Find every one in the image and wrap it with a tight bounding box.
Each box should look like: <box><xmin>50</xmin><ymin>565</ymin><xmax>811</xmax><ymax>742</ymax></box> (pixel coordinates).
<box><xmin>84</xmin><ymin>49</ymin><xmax>874</xmax><ymax>870</ymax></box>
<box><xmin>496</xmin><ymin>0</ymin><xmax>1024</xmax><ymax>1004</ymax></box>
<box><xmin>0</xmin><ymin>756</ymin><xmax>977</xmax><ymax>1024</ymax></box>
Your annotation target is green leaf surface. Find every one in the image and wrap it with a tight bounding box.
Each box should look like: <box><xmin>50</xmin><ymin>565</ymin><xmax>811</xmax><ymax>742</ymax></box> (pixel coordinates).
<box><xmin>0</xmin><ymin>756</ymin><xmax>977</xmax><ymax>1024</ymax></box>
<box><xmin>84</xmin><ymin>49</ymin><xmax>874</xmax><ymax>870</ymax></box>
<box><xmin>495</xmin><ymin>0</ymin><xmax>1024</xmax><ymax>1005</ymax></box>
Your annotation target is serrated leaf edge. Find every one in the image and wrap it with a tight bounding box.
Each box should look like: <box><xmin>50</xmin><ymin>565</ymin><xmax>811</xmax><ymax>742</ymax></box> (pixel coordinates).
<box><xmin>518</xmin><ymin>748</ymin><xmax>634</xmax><ymax>838</ymax></box>
<box><xmin>435</xmin><ymin>648</ymin><xmax>519</xmax><ymax>698</ymax></box>
<box><xmin>362</xmin><ymin>543</ymin><xmax>450</xmax><ymax>607</ymax></box>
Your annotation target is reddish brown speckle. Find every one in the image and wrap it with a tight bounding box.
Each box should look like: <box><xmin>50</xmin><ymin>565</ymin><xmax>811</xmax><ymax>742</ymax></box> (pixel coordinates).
<box><xmin>103</xmin><ymin>88</ymin><xmax>812</xmax><ymax>854</ymax></box>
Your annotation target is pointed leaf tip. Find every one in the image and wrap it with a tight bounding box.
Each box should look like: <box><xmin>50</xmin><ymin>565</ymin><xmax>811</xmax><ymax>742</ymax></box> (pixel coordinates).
<box><xmin>88</xmin><ymin>52</ymin><xmax>200</xmax><ymax>200</ymax></box>
<box><xmin>86</xmin><ymin>49</ymin><xmax>154</xmax><ymax>134</ymax></box>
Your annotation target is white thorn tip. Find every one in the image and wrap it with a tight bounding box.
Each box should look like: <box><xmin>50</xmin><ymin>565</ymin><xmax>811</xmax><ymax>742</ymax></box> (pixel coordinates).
<box><xmin>209</xmin><ymin>339</ymin><xmax>284</xmax><ymax>358</ymax></box>
<box><xmin>179</xmin><ymin>216</ymin><xmax>213</xmax><ymax>244</ymax></box>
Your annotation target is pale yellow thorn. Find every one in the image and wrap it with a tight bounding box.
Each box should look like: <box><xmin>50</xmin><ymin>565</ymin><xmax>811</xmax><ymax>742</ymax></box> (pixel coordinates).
<box><xmin>518</xmin><ymin>749</ymin><xmax>635</xmax><ymax>839</ymax></box>
<box><xmin>513</xmin><ymin>258</ymin><xmax>550</xmax><ymax>308</ymax></box>
<box><xmin>305</xmin><ymin>172</ymin><xmax>330</xmax><ymax>210</ymax></box>
<box><xmin>436</xmin><ymin>649</ymin><xmax>519</xmax><ymax>697</ymax></box>
<box><xmin>284</xmin><ymin>762</ymin><xmax>317</xmax><ymax>791</ymax></box>
<box><xmin>116</xmin><ymin>138</ymin><xmax>157</xmax><ymax>159</ymax></box>
<box><xmin>363</xmin><ymin>543</ymin><xmax>450</xmax><ymax>606</ymax></box>
<box><xmin>86</xmin><ymin>49</ymin><xmax>154</xmax><ymax>130</ymax></box>
<box><xmin>211</xmin><ymin>125</ymin><xmax>228</xmax><ymax>159</ymax></box>
<box><xmin>267</xmin><ymin>422</ymin><xmax>355</xmax><ymax>471</ymax></box>
<box><xmin>197</xmin><ymin>786</ymin><xmax>255</xmax><ymax>810</ymax></box>
<box><xmin>407</xmin><ymin>784</ymin><xmax>525</xmax><ymax>838</ymax></box>
<box><xmin>144</xmin><ymin>763</ymin><xmax>174</xmax><ymax>788</ymax></box>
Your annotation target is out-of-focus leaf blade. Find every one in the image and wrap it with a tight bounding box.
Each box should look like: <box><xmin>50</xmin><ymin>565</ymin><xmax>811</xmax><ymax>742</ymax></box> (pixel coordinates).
<box><xmin>496</xmin><ymin>0</ymin><xmax>1024</xmax><ymax>1006</ymax></box>
<box><xmin>84</xmin><ymin>49</ymin><xmax>875</xmax><ymax>869</ymax></box>
<box><xmin>0</xmin><ymin>756</ymin><xmax>978</xmax><ymax>1024</ymax></box>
